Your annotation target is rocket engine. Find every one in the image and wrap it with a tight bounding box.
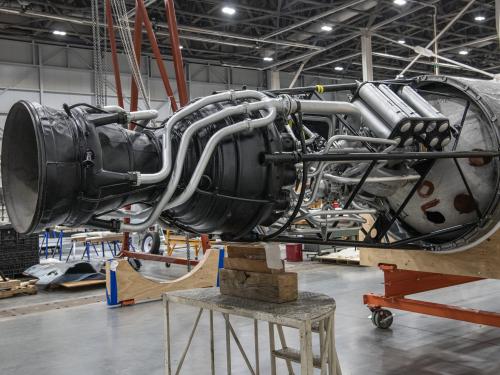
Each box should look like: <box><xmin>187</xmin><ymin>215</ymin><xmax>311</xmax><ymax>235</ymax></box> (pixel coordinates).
<box><xmin>1</xmin><ymin>75</ymin><xmax>499</xmax><ymax>252</ymax></box>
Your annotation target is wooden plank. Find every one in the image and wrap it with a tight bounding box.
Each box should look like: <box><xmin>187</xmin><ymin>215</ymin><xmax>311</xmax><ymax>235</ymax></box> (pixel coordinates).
<box><xmin>220</xmin><ymin>269</ymin><xmax>298</xmax><ymax>303</ymax></box>
<box><xmin>224</xmin><ymin>258</ymin><xmax>284</xmax><ymax>274</ymax></box>
<box><xmin>360</xmin><ymin>232</ymin><xmax>500</xmax><ymax>279</ymax></box>
<box><xmin>226</xmin><ymin>244</ymin><xmax>266</xmax><ymax>260</ymax></box>
<box><xmin>0</xmin><ymin>284</ymin><xmax>37</xmax><ymax>299</ymax></box>
<box><xmin>112</xmin><ymin>248</ymin><xmax>221</xmax><ymax>303</ymax></box>
<box><xmin>317</xmin><ymin>247</ymin><xmax>360</xmax><ymax>265</ymax></box>
<box><xmin>60</xmin><ymin>279</ymin><xmax>106</xmax><ymax>288</ymax></box>
<box><xmin>0</xmin><ymin>280</ymin><xmax>21</xmax><ymax>290</ymax></box>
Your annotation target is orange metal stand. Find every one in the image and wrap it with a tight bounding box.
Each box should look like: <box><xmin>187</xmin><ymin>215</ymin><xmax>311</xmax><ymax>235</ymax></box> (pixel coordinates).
<box><xmin>364</xmin><ymin>264</ymin><xmax>500</xmax><ymax>328</ymax></box>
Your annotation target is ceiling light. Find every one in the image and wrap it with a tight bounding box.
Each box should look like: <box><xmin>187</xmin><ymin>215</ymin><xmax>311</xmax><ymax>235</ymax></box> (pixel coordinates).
<box><xmin>334</xmin><ymin>66</ymin><xmax>344</xmax><ymax>71</ymax></box>
<box><xmin>458</xmin><ymin>50</ymin><xmax>469</xmax><ymax>55</ymax></box>
<box><xmin>222</xmin><ymin>6</ymin><xmax>236</xmax><ymax>15</ymax></box>
<box><xmin>398</xmin><ymin>39</ymin><xmax>406</xmax><ymax>44</ymax></box>
<box><xmin>179</xmin><ymin>45</ymin><xmax>184</xmax><ymax>49</ymax></box>
<box><xmin>321</xmin><ymin>25</ymin><xmax>333</xmax><ymax>32</ymax></box>
<box><xmin>52</xmin><ymin>30</ymin><xmax>67</xmax><ymax>36</ymax></box>
<box><xmin>263</xmin><ymin>57</ymin><xmax>273</xmax><ymax>62</ymax></box>
<box><xmin>474</xmin><ymin>15</ymin><xmax>486</xmax><ymax>22</ymax></box>
<box><xmin>393</xmin><ymin>0</ymin><xmax>407</xmax><ymax>5</ymax></box>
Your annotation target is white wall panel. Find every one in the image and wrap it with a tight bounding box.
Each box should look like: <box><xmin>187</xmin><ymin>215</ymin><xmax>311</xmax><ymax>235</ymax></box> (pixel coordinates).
<box><xmin>42</xmin><ymin>67</ymin><xmax>93</xmax><ymax>93</ymax></box>
<box><xmin>0</xmin><ymin>65</ymin><xmax>38</xmax><ymax>90</ymax></box>
<box><xmin>0</xmin><ymin>40</ymin><xmax>33</xmax><ymax>64</ymax></box>
<box><xmin>0</xmin><ymin>90</ymin><xmax>39</xmax><ymax>113</ymax></box>
<box><xmin>43</xmin><ymin>92</ymin><xmax>93</xmax><ymax>108</ymax></box>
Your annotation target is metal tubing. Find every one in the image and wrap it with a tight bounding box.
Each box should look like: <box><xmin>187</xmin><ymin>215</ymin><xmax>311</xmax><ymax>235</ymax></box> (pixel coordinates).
<box><xmin>137</xmin><ymin>90</ymin><xmax>268</xmax><ymax>185</ymax></box>
<box><xmin>298</xmin><ymin>100</ymin><xmax>361</xmax><ymax>127</ymax></box>
<box><xmin>378</xmin><ymin>84</ymin><xmax>420</xmax><ymax>118</ymax></box>
<box><xmin>351</xmin><ymin>100</ymin><xmax>391</xmax><ymax>138</ymax></box>
<box><xmin>137</xmin><ymin>0</ymin><xmax>178</xmax><ymax>112</ymax></box>
<box><xmin>358</xmin><ymin>83</ymin><xmax>408</xmax><ymax>129</ymax></box>
<box><xmin>266</xmin><ymin>82</ymin><xmax>358</xmax><ymax>95</ymax></box>
<box><xmin>324</xmin><ymin>135</ymin><xmax>398</xmax><ymax>153</ymax></box>
<box><xmin>105</xmin><ymin>0</ymin><xmax>124</xmax><ymax>108</ymax></box>
<box><xmin>122</xmin><ymin>97</ymin><xmax>278</xmax><ymax>232</ymax></box>
<box><xmin>324</xmin><ymin>173</ymin><xmax>420</xmax><ymax>184</ymax></box>
<box><xmin>397</xmin><ymin>85</ymin><xmax>446</xmax><ymax>119</ymax></box>
<box><xmin>128</xmin><ymin>109</ymin><xmax>158</xmax><ymax>121</ymax></box>
<box><xmin>165</xmin><ymin>0</ymin><xmax>189</xmax><ymax>106</ymax></box>
<box><xmin>264</xmin><ymin>150</ymin><xmax>500</xmax><ymax>163</ymax></box>
<box><xmin>164</xmin><ymin>102</ymin><xmax>278</xmax><ymax>210</ymax></box>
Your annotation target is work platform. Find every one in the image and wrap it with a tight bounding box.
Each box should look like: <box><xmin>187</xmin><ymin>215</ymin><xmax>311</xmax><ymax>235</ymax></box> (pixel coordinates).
<box><xmin>164</xmin><ymin>287</ymin><xmax>341</xmax><ymax>375</ymax></box>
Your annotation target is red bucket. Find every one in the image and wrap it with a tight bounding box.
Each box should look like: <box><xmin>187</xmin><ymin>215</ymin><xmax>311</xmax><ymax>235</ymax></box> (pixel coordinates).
<box><xmin>285</xmin><ymin>243</ymin><xmax>303</xmax><ymax>262</ymax></box>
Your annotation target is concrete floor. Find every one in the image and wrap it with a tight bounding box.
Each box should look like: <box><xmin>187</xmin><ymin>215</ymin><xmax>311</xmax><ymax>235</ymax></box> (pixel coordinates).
<box><xmin>1</xmin><ymin>259</ymin><xmax>500</xmax><ymax>375</ymax></box>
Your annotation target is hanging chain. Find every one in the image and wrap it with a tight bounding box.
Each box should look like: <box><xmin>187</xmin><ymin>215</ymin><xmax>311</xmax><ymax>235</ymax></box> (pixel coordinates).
<box><xmin>91</xmin><ymin>0</ymin><xmax>105</xmax><ymax>107</ymax></box>
<box><xmin>110</xmin><ymin>0</ymin><xmax>151</xmax><ymax>109</ymax></box>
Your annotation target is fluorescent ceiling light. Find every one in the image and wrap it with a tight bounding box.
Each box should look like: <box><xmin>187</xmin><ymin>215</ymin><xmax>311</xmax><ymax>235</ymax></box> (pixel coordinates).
<box><xmin>263</xmin><ymin>57</ymin><xmax>273</xmax><ymax>62</ymax></box>
<box><xmin>222</xmin><ymin>6</ymin><xmax>236</xmax><ymax>15</ymax></box>
<box><xmin>393</xmin><ymin>0</ymin><xmax>407</xmax><ymax>5</ymax></box>
<box><xmin>334</xmin><ymin>66</ymin><xmax>344</xmax><ymax>71</ymax></box>
<box><xmin>321</xmin><ymin>25</ymin><xmax>333</xmax><ymax>32</ymax></box>
<box><xmin>52</xmin><ymin>30</ymin><xmax>67</xmax><ymax>36</ymax></box>
<box><xmin>458</xmin><ymin>50</ymin><xmax>469</xmax><ymax>55</ymax></box>
<box><xmin>474</xmin><ymin>15</ymin><xmax>486</xmax><ymax>21</ymax></box>
<box><xmin>179</xmin><ymin>45</ymin><xmax>184</xmax><ymax>49</ymax></box>
<box><xmin>398</xmin><ymin>39</ymin><xmax>406</xmax><ymax>44</ymax></box>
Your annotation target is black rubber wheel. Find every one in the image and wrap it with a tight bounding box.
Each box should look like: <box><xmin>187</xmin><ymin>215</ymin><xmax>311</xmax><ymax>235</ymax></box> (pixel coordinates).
<box><xmin>128</xmin><ymin>258</ymin><xmax>142</xmax><ymax>271</ymax></box>
<box><xmin>371</xmin><ymin>309</ymin><xmax>393</xmax><ymax>329</ymax></box>
<box><xmin>165</xmin><ymin>263</ymin><xmax>171</xmax><ymax>268</ymax></box>
<box><xmin>141</xmin><ymin>231</ymin><xmax>161</xmax><ymax>254</ymax></box>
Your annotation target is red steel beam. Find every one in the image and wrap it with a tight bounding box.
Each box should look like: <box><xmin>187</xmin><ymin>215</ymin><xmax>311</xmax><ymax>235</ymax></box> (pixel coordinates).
<box><xmin>105</xmin><ymin>0</ymin><xmax>124</xmax><ymax>108</ymax></box>
<box><xmin>364</xmin><ymin>294</ymin><xmax>500</xmax><ymax>328</ymax></box>
<box><xmin>378</xmin><ymin>265</ymin><xmax>482</xmax><ymax>297</ymax></box>
<box><xmin>165</xmin><ymin>0</ymin><xmax>189</xmax><ymax>106</ymax></box>
<box><xmin>121</xmin><ymin>250</ymin><xmax>200</xmax><ymax>266</ymax></box>
<box><xmin>363</xmin><ymin>264</ymin><xmax>499</xmax><ymax>328</ymax></box>
<box><xmin>137</xmin><ymin>0</ymin><xmax>178</xmax><ymax>111</ymax></box>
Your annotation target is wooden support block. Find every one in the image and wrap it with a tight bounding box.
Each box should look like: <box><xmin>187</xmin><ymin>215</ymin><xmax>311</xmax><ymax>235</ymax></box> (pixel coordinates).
<box><xmin>107</xmin><ymin>248</ymin><xmax>222</xmax><ymax>303</ymax></box>
<box><xmin>360</xmin><ymin>232</ymin><xmax>500</xmax><ymax>278</ymax></box>
<box><xmin>224</xmin><ymin>258</ymin><xmax>284</xmax><ymax>273</ymax></box>
<box><xmin>0</xmin><ymin>279</ymin><xmax>21</xmax><ymax>291</ymax></box>
<box><xmin>0</xmin><ymin>284</ymin><xmax>37</xmax><ymax>299</ymax></box>
<box><xmin>60</xmin><ymin>279</ymin><xmax>106</xmax><ymax>288</ymax></box>
<box><xmin>226</xmin><ymin>244</ymin><xmax>266</xmax><ymax>260</ymax></box>
<box><xmin>220</xmin><ymin>269</ymin><xmax>298</xmax><ymax>303</ymax></box>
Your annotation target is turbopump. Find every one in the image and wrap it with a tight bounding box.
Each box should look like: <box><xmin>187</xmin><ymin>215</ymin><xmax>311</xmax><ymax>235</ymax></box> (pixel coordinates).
<box><xmin>1</xmin><ymin>75</ymin><xmax>499</xmax><ymax>252</ymax></box>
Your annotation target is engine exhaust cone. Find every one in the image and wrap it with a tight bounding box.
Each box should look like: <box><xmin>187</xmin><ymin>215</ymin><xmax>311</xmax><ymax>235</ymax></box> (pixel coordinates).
<box><xmin>1</xmin><ymin>101</ymin><xmax>43</xmax><ymax>233</ymax></box>
<box><xmin>1</xmin><ymin>101</ymin><xmax>164</xmax><ymax>233</ymax></box>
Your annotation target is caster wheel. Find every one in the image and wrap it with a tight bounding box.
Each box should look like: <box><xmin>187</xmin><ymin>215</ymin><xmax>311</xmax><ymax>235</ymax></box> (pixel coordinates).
<box><xmin>165</xmin><ymin>263</ymin><xmax>171</xmax><ymax>268</ymax></box>
<box><xmin>371</xmin><ymin>309</ymin><xmax>393</xmax><ymax>329</ymax></box>
<box><xmin>128</xmin><ymin>258</ymin><xmax>142</xmax><ymax>271</ymax></box>
<box><xmin>142</xmin><ymin>231</ymin><xmax>161</xmax><ymax>254</ymax></box>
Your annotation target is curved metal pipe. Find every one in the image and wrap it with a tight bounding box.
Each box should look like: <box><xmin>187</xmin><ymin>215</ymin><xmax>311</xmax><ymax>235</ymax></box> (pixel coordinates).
<box><xmin>137</xmin><ymin>90</ymin><xmax>268</xmax><ymax>185</ymax></box>
<box><xmin>121</xmin><ymin>97</ymin><xmax>279</xmax><ymax>232</ymax></box>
